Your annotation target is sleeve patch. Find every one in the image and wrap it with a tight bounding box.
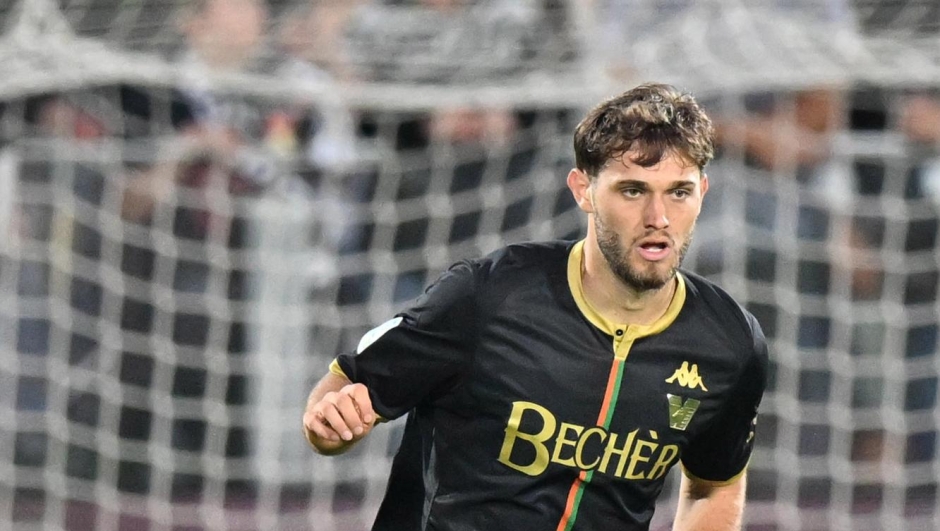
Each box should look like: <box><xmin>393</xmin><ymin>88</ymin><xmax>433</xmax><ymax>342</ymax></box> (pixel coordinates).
<box><xmin>357</xmin><ymin>317</ymin><xmax>404</xmax><ymax>354</ymax></box>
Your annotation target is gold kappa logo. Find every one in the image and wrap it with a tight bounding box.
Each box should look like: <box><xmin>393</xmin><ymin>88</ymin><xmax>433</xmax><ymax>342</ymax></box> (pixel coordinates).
<box><xmin>665</xmin><ymin>361</ymin><xmax>708</xmax><ymax>391</ymax></box>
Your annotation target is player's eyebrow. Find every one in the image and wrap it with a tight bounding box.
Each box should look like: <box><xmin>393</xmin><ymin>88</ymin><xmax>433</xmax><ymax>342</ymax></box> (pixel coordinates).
<box><xmin>615</xmin><ymin>179</ymin><xmax>650</xmax><ymax>190</ymax></box>
<box><xmin>614</xmin><ymin>179</ymin><xmax>698</xmax><ymax>189</ymax></box>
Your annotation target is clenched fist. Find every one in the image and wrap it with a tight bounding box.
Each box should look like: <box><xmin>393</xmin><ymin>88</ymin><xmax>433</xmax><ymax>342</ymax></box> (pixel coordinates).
<box><xmin>304</xmin><ymin>378</ymin><xmax>376</xmax><ymax>454</ymax></box>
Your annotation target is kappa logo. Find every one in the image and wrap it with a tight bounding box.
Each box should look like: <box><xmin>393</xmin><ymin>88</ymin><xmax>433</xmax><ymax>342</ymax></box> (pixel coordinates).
<box><xmin>665</xmin><ymin>361</ymin><xmax>708</xmax><ymax>391</ymax></box>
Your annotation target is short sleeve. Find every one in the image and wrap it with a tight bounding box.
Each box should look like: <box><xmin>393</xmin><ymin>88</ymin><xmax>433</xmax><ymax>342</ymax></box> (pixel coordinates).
<box><xmin>335</xmin><ymin>261</ymin><xmax>480</xmax><ymax>420</ymax></box>
<box><xmin>681</xmin><ymin>314</ymin><xmax>769</xmax><ymax>484</ymax></box>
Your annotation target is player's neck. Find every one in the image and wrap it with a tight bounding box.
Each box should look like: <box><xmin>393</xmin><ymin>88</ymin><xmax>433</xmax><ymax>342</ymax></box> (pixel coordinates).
<box><xmin>581</xmin><ymin>239</ymin><xmax>678</xmax><ymax>327</ymax></box>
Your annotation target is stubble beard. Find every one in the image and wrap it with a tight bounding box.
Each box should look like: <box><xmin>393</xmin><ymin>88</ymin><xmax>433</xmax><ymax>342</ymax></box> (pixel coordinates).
<box><xmin>594</xmin><ymin>212</ymin><xmax>693</xmax><ymax>293</ymax></box>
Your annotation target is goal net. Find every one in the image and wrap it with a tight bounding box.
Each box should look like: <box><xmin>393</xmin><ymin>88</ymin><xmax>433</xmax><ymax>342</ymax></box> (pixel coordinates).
<box><xmin>0</xmin><ymin>0</ymin><xmax>939</xmax><ymax>530</ymax></box>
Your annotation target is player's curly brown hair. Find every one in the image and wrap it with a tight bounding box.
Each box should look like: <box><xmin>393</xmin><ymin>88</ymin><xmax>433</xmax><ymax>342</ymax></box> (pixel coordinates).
<box><xmin>573</xmin><ymin>83</ymin><xmax>715</xmax><ymax>176</ymax></box>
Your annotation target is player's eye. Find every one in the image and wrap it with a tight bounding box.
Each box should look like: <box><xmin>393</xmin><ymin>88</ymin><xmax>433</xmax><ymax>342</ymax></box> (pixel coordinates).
<box><xmin>622</xmin><ymin>188</ymin><xmax>643</xmax><ymax>198</ymax></box>
<box><xmin>672</xmin><ymin>188</ymin><xmax>692</xmax><ymax>199</ymax></box>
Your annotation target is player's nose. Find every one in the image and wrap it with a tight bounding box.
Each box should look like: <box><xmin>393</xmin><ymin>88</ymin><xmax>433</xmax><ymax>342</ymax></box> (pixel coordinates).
<box><xmin>643</xmin><ymin>195</ymin><xmax>669</xmax><ymax>229</ymax></box>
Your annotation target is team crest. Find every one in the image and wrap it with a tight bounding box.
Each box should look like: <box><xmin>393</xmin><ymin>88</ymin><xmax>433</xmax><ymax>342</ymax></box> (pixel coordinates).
<box><xmin>667</xmin><ymin>394</ymin><xmax>700</xmax><ymax>431</ymax></box>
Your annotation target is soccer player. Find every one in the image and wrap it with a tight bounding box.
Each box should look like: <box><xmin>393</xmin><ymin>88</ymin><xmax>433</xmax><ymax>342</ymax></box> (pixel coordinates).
<box><xmin>303</xmin><ymin>83</ymin><xmax>768</xmax><ymax>531</ymax></box>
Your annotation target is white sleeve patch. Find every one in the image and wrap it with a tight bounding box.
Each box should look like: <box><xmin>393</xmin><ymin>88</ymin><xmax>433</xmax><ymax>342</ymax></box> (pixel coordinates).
<box><xmin>357</xmin><ymin>317</ymin><xmax>404</xmax><ymax>354</ymax></box>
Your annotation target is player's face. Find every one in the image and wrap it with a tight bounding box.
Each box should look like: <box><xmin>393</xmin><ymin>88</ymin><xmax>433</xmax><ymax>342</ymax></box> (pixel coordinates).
<box><xmin>583</xmin><ymin>152</ymin><xmax>708</xmax><ymax>292</ymax></box>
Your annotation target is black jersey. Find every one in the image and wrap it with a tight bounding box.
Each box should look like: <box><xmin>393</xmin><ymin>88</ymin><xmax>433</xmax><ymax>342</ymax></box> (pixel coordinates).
<box><xmin>333</xmin><ymin>240</ymin><xmax>768</xmax><ymax>531</ymax></box>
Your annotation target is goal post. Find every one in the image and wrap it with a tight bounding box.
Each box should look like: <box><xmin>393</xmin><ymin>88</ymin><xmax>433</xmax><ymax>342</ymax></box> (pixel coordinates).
<box><xmin>2</xmin><ymin>1</ymin><xmax>940</xmax><ymax>530</ymax></box>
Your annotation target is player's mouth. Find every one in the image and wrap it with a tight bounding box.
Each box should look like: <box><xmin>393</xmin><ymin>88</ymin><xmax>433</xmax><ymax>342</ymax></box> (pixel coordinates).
<box><xmin>636</xmin><ymin>238</ymin><xmax>672</xmax><ymax>262</ymax></box>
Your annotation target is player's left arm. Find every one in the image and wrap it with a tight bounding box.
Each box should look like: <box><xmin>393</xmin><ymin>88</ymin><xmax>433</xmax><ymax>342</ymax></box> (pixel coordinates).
<box><xmin>672</xmin><ymin>472</ymin><xmax>746</xmax><ymax>531</ymax></box>
<box><xmin>675</xmin><ymin>311</ymin><xmax>768</xmax><ymax>531</ymax></box>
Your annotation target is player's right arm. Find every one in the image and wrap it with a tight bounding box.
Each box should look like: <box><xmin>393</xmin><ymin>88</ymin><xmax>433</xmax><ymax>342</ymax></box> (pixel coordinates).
<box><xmin>305</xmin><ymin>260</ymin><xmax>481</xmax><ymax>455</ymax></box>
<box><xmin>303</xmin><ymin>371</ymin><xmax>376</xmax><ymax>455</ymax></box>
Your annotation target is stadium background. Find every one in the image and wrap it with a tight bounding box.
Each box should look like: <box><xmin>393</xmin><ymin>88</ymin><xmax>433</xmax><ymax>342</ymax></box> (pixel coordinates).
<box><xmin>1</xmin><ymin>0</ymin><xmax>940</xmax><ymax>530</ymax></box>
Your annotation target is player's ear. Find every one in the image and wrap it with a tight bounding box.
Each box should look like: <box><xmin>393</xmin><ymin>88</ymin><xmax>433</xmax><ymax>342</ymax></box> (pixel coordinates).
<box><xmin>700</xmin><ymin>173</ymin><xmax>709</xmax><ymax>197</ymax></box>
<box><xmin>567</xmin><ymin>168</ymin><xmax>594</xmax><ymax>214</ymax></box>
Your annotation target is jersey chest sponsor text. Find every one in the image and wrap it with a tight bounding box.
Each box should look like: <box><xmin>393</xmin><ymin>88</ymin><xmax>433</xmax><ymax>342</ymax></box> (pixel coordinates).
<box><xmin>497</xmin><ymin>401</ymin><xmax>680</xmax><ymax>481</ymax></box>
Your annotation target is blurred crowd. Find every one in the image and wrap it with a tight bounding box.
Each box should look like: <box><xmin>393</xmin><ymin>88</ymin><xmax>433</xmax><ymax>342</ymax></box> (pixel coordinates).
<box><xmin>3</xmin><ymin>0</ymin><xmax>940</xmax><ymax>525</ymax></box>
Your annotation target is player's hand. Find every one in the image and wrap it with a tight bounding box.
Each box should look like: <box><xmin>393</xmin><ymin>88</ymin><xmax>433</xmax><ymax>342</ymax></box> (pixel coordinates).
<box><xmin>304</xmin><ymin>383</ymin><xmax>375</xmax><ymax>445</ymax></box>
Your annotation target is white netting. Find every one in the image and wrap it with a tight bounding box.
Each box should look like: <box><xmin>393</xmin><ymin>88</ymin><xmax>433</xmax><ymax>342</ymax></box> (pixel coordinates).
<box><xmin>1</xmin><ymin>0</ymin><xmax>940</xmax><ymax>530</ymax></box>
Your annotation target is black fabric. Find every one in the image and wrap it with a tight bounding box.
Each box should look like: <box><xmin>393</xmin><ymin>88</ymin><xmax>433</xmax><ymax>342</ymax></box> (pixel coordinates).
<box><xmin>337</xmin><ymin>240</ymin><xmax>768</xmax><ymax>531</ymax></box>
